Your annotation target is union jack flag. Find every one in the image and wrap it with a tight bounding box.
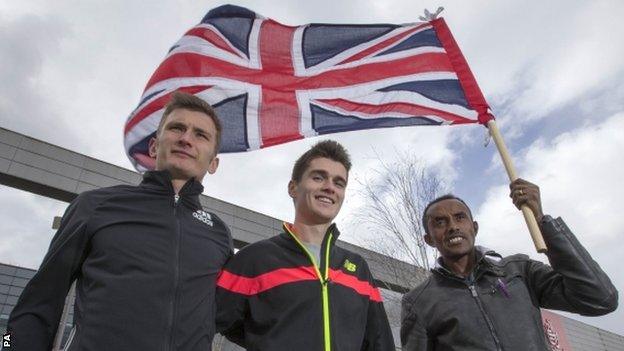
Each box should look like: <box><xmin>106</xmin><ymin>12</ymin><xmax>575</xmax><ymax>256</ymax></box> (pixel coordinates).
<box><xmin>124</xmin><ymin>5</ymin><xmax>493</xmax><ymax>171</ymax></box>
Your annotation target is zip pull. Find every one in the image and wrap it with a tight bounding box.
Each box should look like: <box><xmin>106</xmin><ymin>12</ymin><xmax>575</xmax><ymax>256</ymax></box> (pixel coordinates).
<box><xmin>469</xmin><ymin>285</ymin><xmax>478</xmax><ymax>297</ymax></box>
<box><xmin>174</xmin><ymin>194</ymin><xmax>180</xmax><ymax>205</ymax></box>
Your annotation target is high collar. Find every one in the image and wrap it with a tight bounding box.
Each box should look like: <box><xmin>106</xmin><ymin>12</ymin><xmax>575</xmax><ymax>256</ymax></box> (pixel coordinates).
<box><xmin>282</xmin><ymin>222</ymin><xmax>341</xmax><ymax>248</ymax></box>
<box><xmin>140</xmin><ymin>170</ymin><xmax>204</xmax><ymax>206</ymax></box>
<box><xmin>433</xmin><ymin>245</ymin><xmax>502</xmax><ymax>279</ymax></box>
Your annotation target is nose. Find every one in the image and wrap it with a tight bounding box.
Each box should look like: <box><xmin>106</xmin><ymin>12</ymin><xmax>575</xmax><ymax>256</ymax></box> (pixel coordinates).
<box><xmin>176</xmin><ymin>130</ymin><xmax>193</xmax><ymax>146</ymax></box>
<box><xmin>448</xmin><ymin>218</ymin><xmax>460</xmax><ymax>233</ymax></box>
<box><xmin>321</xmin><ymin>179</ymin><xmax>336</xmax><ymax>194</ymax></box>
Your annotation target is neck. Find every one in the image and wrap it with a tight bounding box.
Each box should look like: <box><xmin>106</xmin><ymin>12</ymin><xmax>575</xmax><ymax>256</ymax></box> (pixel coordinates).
<box><xmin>171</xmin><ymin>178</ymin><xmax>189</xmax><ymax>194</ymax></box>
<box><xmin>292</xmin><ymin>219</ymin><xmax>331</xmax><ymax>246</ymax></box>
<box><xmin>442</xmin><ymin>251</ymin><xmax>476</xmax><ymax>278</ymax></box>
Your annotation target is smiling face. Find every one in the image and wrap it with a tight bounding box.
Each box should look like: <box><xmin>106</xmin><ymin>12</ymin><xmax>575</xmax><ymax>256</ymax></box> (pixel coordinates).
<box><xmin>288</xmin><ymin>157</ymin><xmax>348</xmax><ymax>225</ymax></box>
<box><xmin>424</xmin><ymin>198</ymin><xmax>478</xmax><ymax>261</ymax></box>
<box><xmin>148</xmin><ymin>108</ymin><xmax>219</xmax><ymax>182</ymax></box>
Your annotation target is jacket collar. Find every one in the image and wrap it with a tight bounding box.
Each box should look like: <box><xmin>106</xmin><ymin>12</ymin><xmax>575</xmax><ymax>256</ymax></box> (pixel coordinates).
<box><xmin>140</xmin><ymin>170</ymin><xmax>204</xmax><ymax>207</ymax></box>
<box><xmin>433</xmin><ymin>246</ymin><xmax>504</xmax><ymax>280</ymax></box>
<box><xmin>282</xmin><ymin>222</ymin><xmax>340</xmax><ymax>250</ymax></box>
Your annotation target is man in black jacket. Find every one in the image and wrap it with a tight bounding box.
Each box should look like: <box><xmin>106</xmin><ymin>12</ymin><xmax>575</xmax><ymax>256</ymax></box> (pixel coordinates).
<box><xmin>401</xmin><ymin>178</ymin><xmax>618</xmax><ymax>351</ymax></box>
<box><xmin>6</xmin><ymin>92</ymin><xmax>233</xmax><ymax>351</ymax></box>
<box><xmin>216</xmin><ymin>140</ymin><xmax>395</xmax><ymax>350</ymax></box>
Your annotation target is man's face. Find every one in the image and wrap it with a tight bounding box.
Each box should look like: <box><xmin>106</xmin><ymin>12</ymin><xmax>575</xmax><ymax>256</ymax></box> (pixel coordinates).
<box><xmin>148</xmin><ymin>108</ymin><xmax>219</xmax><ymax>182</ymax></box>
<box><xmin>288</xmin><ymin>157</ymin><xmax>348</xmax><ymax>225</ymax></box>
<box><xmin>424</xmin><ymin>199</ymin><xmax>478</xmax><ymax>260</ymax></box>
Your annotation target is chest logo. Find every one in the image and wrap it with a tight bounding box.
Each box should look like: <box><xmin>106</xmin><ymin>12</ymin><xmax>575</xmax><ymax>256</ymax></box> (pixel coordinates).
<box><xmin>343</xmin><ymin>259</ymin><xmax>357</xmax><ymax>272</ymax></box>
<box><xmin>193</xmin><ymin>210</ymin><xmax>214</xmax><ymax>227</ymax></box>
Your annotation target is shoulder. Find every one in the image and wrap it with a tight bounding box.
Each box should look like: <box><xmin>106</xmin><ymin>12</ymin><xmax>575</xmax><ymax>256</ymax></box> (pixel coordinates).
<box><xmin>77</xmin><ymin>184</ymin><xmax>138</xmax><ymax>202</ymax></box>
<box><xmin>491</xmin><ymin>253</ymin><xmax>532</xmax><ymax>268</ymax></box>
<box><xmin>69</xmin><ymin>185</ymin><xmax>134</xmax><ymax>212</ymax></box>
<box><xmin>403</xmin><ymin>275</ymin><xmax>435</xmax><ymax>306</ymax></box>
<box><xmin>225</xmin><ymin>235</ymin><xmax>281</xmax><ymax>266</ymax></box>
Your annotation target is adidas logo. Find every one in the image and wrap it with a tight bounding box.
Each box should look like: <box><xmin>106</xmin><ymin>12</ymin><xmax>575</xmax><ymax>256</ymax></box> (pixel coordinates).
<box><xmin>192</xmin><ymin>210</ymin><xmax>214</xmax><ymax>227</ymax></box>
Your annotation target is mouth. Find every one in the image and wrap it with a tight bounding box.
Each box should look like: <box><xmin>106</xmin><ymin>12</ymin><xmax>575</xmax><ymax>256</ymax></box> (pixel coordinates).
<box><xmin>446</xmin><ymin>235</ymin><xmax>465</xmax><ymax>246</ymax></box>
<box><xmin>171</xmin><ymin>150</ymin><xmax>194</xmax><ymax>159</ymax></box>
<box><xmin>315</xmin><ymin>195</ymin><xmax>335</xmax><ymax>205</ymax></box>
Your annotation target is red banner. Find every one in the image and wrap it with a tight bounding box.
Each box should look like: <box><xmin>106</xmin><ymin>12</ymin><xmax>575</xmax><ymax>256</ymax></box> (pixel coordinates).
<box><xmin>541</xmin><ymin>309</ymin><xmax>573</xmax><ymax>351</ymax></box>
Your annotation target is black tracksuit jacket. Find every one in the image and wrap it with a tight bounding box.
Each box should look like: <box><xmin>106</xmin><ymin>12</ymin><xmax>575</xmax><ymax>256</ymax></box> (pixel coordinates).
<box><xmin>7</xmin><ymin>170</ymin><xmax>233</xmax><ymax>351</ymax></box>
<box><xmin>215</xmin><ymin>223</ymin><xmax>396</xmax><ymax>351</ymax></box>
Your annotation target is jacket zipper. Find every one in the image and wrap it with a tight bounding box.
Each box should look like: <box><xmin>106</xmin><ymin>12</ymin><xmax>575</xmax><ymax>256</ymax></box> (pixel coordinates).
<box><xmin>286</xmin><ymin>226</ymin><xmax>333</xmax><ymax>351</ymax></box>
<box><xmin>166</xmin><ymin>194</ymin><xmax>182</xmax><ymax>351</ymax></box>
<box><xmin>469</xmin><ymin>285</ymin><xmax>502</xmax><ymax>350</ymax></box>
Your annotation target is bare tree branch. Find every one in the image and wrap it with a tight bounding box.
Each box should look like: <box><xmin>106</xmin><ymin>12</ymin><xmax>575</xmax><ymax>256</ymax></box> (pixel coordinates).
<box><xmin>353</xmin><ymin>151</ymin><xmax>448</xmax><ymax>295</ymax></box>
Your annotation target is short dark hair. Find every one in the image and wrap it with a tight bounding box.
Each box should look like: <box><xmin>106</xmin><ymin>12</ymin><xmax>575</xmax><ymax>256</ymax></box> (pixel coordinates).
<box><xmin>291</xmin><ymin>140</ymin><xmax>352</xmax><ymax>182</ymax></box>
<box><xmin>157</xmin><ymin>91</ymin><xmax>222</xmax><ymax>153</ymax></box>
<box><xmin>422</xmin><ymin>194</ymin><xmax>473</xmax><ymax>234</ymax></box>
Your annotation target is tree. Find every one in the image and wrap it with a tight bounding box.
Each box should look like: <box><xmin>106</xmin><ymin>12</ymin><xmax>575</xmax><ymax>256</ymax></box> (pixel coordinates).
<box><xmin>353</xmin><ymin>152</ymin><xmax>448</xmax><ymax>291</ymax></box>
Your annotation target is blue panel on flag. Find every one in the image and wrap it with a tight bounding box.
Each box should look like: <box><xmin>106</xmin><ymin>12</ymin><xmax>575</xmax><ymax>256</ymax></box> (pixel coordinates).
<box><xmin>213</xmin><ymin>94</ymin><xmax>249</xmax><ymax>152</ymax></box>
<box><xmin>378</xmin><ymin>79</ymin><xmax>470</xmax><ymax>109</ymax></box>
<box><xmin>311</xmin><ymin>104</ymin><xmax>440</xmax><ymax>135</ymax></box>
<box><xmin>375</xmin><ymin>28</ymin><xmax>442</xmax><ymax>57</ymax></box>
<box><xmin>128</xmin><ymin>132</ymin><xmax>154</xmax><ymax>160</ymax></box>
<box><xmin>137</xmin><ymin>89</ymin><xmax>165</xmax><ymax>108</ymax></box>
<box><xmin>202</xmin><ymin>5</ymin><xmax>255</xmax><ymax>57</ymax></box>
<box><xmin>302</xmin><ymin>25</ymin><xmax>397</xmax><ymax>68</ymax></box>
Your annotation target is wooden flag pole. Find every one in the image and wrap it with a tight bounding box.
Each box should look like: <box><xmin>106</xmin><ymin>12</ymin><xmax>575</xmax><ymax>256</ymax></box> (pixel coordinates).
<box><xmin>487</xmin><ymin>119</ymin><xmax>548</xmax><ymax>253</ymax></box>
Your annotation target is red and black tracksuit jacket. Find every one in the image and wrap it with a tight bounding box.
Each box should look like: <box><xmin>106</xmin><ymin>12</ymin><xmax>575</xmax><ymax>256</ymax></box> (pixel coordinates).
<box><xmin>216</xmin><ymin>223</ymin><xmax>395</xmax><ymax>351</ymax></box>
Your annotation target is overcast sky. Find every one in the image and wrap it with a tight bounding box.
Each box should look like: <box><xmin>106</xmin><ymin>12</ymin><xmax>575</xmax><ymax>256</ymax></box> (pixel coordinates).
<box><xmin>1</xmin><ymin>0</ymin><xmax>623</xmax><ymax>335</ymax></box>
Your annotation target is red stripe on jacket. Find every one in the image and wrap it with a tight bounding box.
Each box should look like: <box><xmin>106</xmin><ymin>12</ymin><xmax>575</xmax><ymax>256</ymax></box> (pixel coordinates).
<box><xmin>217</xmin><ymin>266</ymin><xmax>382</xmax><ymax>302</ymax></box>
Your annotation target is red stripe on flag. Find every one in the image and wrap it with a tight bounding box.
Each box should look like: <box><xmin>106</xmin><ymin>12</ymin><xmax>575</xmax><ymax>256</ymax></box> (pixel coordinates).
<box><xmin>317</xmin><ymin>98</ymin><xmax>476</xmax><ymax>124</ymax></box>
<box><xmin>145</xmin><ymin>51</ymin><xmax>454</xmax><ymax>92</ymax></box>
<box><xmin>185</xmin><ymin>27</ymin><xmax>244</xmax><ymax>58</ymax></box>
<box><xmin>124</xmin><ymin>86</ymin><xmax>212</xmax><ymax>135</ymax></box>
<box><xmin>329</xmin><ymin>269</ymin><xmax>382</xmax><ymax>302</ymax></box>
<box><xmin>431</xmin><ymin>18</ymin><xmax>493</xmax><ymax>124</ymax></box>
<box><xmin>257</xmin><ymin>20</ymin><xmax>302</xmax><ymax>147</ymax></box>
<box><xmin>216</xmin><ymin>266</ymin><xmax>318</xmax><ymax>295</ymax></box>
<box><xmin>338</xmin><ymin>24</ymin><xmax>430</xmax><ymax>65</ymax></box>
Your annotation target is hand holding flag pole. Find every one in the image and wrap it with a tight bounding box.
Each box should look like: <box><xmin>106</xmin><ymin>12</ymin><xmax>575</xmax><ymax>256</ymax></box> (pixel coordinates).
<box><xmin>428</xmin><ymin>10</ymin><xmax>547</xmax><ymax>252</ymax></box>
<box><xmin>487</xmin><ymin>120</ymin><xmax>548</xmax><ymax>253</ymax></box>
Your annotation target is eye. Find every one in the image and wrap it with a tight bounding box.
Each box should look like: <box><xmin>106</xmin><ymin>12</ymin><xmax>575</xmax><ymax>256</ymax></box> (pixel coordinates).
<box><xmin>455</xmin><ymin>213</ymin><xmax>466</xmax><ymax>221</ymax></box>
<box><xmin>197</xmin><ymin>132</ymin><xmax>209</xmax><ymax>140</ymax></box>
<box><xmin>312</xmin><ymin>175</ymin><xmax>323</xmax><ymax>182</ymax></box>
<box><xmin>335</xmin><ymin>181</ymin><xmax>346</xmax><ymax>189</ymax></box>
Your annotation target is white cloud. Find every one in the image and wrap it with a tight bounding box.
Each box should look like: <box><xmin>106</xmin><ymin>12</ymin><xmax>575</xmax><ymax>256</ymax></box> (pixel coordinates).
<box><xmin>476</xmin><ymin>111</ymin><xmax>624</xmax><ymax>333</ymax></box>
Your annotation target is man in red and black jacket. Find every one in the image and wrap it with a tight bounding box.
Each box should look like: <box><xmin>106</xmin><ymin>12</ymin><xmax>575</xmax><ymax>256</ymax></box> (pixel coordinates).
<box><xmin>216</xmin><ymin>140</ymin><xmax>395</xmax><ymax>351</ymax></box>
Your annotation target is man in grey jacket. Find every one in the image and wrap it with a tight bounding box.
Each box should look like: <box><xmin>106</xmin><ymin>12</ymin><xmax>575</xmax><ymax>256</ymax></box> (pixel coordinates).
<box><xmin>401</xmin><ymin>178</ymin><xmax>618</xmax><ymax>351</ymax></box>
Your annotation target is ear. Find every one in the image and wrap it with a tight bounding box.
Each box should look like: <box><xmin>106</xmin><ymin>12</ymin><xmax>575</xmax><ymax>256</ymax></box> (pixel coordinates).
<box><xmin>424</xmin><ymin>233</ymin><xmax>435</xmax><ymax>247</ymax></box>
<box><xmin>473</xmin><ymin>221</ymin><xmax>479</xmax><ymax>237</ymax></box>
<box><xmin>207</xmin><ymin>156</ymin><xmax>219</xmax><ymax>175</ymax></box>
<box><xmin>148</xmin><ymin>137</ymin><xmax>158</xmax><ymax>158</ymax></box>
<box><xmin>287</xmin><ymin>180</ymin><xmax>297</xmax><ymax>199</ymax></box>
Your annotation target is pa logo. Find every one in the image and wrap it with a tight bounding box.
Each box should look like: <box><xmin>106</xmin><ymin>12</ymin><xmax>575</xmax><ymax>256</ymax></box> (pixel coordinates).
<box><xmin>193</xmin><ymin>210</ymin><xmax>214</xmax><ymax>227</ymax></box>
<box><xmin>3</xmin><ymin>332</ymin><xmax>11</xmax><ymax>348</ymax></box>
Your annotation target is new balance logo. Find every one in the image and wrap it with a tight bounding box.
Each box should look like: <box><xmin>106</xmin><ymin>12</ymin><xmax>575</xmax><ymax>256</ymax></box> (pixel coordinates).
<box><xmin>343</xmin><ymin>259</ymin><xmax>357</xmax><ymax>272</ymax></box>
<box><xmin>193</xmin><ymin>210</ymin><xmax>213</xmax><ymax>227</ymax></box>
